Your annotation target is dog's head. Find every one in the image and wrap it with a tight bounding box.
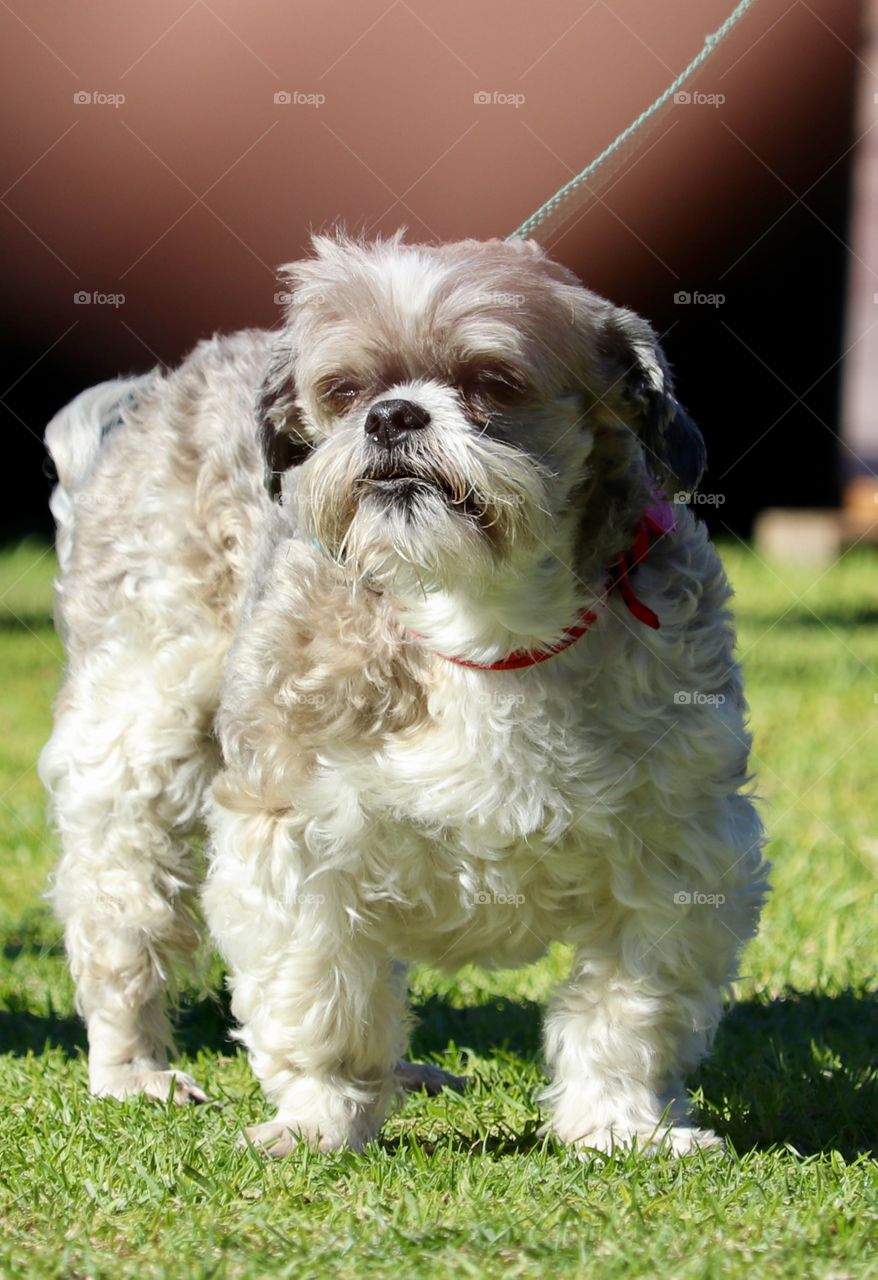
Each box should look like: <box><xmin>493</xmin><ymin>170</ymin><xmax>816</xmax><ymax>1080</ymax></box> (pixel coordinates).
<box><xmin>259</xmin><ymin>233</ymin><xmax>704</xmax><ymax>589</ymax></box>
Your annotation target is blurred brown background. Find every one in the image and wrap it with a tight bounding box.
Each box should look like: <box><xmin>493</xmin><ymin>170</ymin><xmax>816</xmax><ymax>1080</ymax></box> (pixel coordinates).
<box><xmin>0</xmin><ymin>0</ymin><xmax>870</xmax><ymax>540</ymax></box>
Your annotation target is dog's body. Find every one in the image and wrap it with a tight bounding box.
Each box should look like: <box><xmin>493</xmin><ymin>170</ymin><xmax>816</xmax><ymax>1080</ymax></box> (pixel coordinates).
<box><xmin>41</xmin><ymin>235</ymin><xmax>767</xmax><ymax>1155</ymax></box>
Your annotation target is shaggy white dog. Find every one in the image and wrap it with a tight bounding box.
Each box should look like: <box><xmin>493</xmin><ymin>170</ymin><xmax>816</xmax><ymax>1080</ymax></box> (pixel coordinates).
<box><xmin>40</xmin><ymin>233</ymin><xmax>767</xmax><ymax>1157</ymax></box>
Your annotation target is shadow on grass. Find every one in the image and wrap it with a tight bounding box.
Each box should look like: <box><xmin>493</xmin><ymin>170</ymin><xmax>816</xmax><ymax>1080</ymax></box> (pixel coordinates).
<box><xmin>0</xmin><ymin>990</ymin><xmax>235</xmax><ymax>1062</ymax></box>
<box><xmin>697</xmin><ymin>989</ymin><xmax>878</xmax><ymax>1158</ymax></box>
<box><xmin>381</xmin><ymin>1119</ymin><xmax>546</xmax><ymax>1158</ymax></box>
<box><xmin>738</xmin><ymin>606</ymin><xmax>878</xmax><ymax>630</ymax></box>
<box><xmin>2</xmin><ymin>909</ymin><xmax>64</xmax><ymax>961</ymax></box>
<box><xmin>175</xmin><ymin>988</ymin><xmax>236</xmax><ymax>1056</ymax></box>
<box><xmin>0</xmin><ymin>611</ymin><xmax>55</xmax><ymax>632</ymax></box>
<box><xmin>408</xmin><ymin>988</ymin><xmax>878</xmax><ymax>1159</ymax></box>
<box><xmin>1</xmin><ymin>979</ymin><xmax>874</xmax><ymax>1157</ymax></box>
<box><xmin>409</xmin><ymin>993</ymin><xmax>544</xmax><ymax>1062</ymax></box>
<box><xmin>0</xmin><ymin>1009</ymin><xmax>86</xmax><ymax>1056</ymax></box>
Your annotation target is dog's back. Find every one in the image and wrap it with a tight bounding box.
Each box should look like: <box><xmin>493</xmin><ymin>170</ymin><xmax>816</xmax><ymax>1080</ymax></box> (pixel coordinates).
<box><xmin>44</xmin><ymin>331</ymin><xmax>276</xmax><ymax>652</ymax></box>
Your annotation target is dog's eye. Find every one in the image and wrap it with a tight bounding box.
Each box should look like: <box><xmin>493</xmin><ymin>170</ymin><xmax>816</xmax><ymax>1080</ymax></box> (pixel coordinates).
<box><xmin>320</xmin><ymin>379</ymin><xmax>362</xmax><ymax>412</ymax></box>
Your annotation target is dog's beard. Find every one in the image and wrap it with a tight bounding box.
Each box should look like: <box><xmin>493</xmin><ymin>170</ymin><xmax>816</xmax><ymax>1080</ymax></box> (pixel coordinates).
<box><xmin>296</xmin><ymin>418</ymin><xmax>553</xmax><ymax>588</ymax></box>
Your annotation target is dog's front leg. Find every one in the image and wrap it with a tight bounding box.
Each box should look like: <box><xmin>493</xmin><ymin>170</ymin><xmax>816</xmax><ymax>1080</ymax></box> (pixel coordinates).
<box><xmin>540</xmin><ymin>915</ymin><xmax>734</xmax><ymax>1156</ymax></box>
<box><xmin>204</xmin><ymin>809</ymin><xmax>408</xmax><ymax>1156</ymax></box>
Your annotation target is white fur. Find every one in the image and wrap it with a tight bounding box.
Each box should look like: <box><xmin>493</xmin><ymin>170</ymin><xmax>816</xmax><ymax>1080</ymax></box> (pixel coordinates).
<box><xmin>41</xmin><ymin>234</ymin><xmax>767</xmax><ymax>1158</ymax></box>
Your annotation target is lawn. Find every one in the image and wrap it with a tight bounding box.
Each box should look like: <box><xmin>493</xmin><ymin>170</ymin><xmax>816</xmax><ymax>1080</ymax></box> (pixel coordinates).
<box><xmin>0</xmin><ymin>536</ymin><xmax>876</xmax><ymax>1279</ymax></box>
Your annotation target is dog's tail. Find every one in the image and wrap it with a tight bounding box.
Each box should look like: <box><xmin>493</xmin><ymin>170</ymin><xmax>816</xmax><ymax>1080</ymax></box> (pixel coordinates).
<box><xmin>45</xmin><ymin>376</ymin><xmax>154</xmax><ymax>573</ymax></box>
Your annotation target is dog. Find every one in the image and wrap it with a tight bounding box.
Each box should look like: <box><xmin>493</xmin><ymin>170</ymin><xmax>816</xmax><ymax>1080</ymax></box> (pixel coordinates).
<box><xmin>40</xmin><ymin>232</ymin><xmax>767</xmax><ymax>1157</ymax></box>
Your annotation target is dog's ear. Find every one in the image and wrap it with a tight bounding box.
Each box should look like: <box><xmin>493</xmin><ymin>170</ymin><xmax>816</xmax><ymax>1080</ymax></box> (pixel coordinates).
<box><xmin>257</xmin><ymin>344</ymin><xmax>312</xmax><ymax>501</ymax></box>
<box><xmin>597</xmin><ymin>307</ymin><xmax>706</xmax><ymax>496</ymax></box>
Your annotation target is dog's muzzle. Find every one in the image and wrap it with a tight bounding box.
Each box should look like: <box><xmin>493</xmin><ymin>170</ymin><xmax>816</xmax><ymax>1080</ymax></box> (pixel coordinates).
<box><xmin>358</xmin><ymin>398</ymin><xmax>445</xmax><ymax>505</ymax></box>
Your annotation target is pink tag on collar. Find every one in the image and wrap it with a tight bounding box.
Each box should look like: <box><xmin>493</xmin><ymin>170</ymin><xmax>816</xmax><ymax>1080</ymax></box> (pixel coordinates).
<box><xmin>642</xmin><ymin>497</ymin><xmax>676</xmax><ymax>535</ymax></box>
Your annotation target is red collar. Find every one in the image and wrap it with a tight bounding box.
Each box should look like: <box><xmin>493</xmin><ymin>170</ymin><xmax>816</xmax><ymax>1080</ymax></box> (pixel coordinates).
<box><xmin>418</xmin><ymin>502</ymin><xmax>674</xmax><ymax>672</ymax></box>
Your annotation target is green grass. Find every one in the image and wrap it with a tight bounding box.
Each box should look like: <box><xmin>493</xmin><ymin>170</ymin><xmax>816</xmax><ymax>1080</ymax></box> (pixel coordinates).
<box><xmin>0</xmin><ymin>537</ymin><xmax>876</xmax><ymax>1279</ymax></box>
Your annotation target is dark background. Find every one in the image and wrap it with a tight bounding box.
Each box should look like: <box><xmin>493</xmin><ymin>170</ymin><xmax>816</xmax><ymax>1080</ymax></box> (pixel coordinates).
<box><xmin>0</xmin><ymin>0</ymin><xmax>865</xmax><ymax>541</ymax></box>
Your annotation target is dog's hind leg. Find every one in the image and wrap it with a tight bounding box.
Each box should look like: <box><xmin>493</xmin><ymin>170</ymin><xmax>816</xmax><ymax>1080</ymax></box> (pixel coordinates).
<box><xmin>393</xmin><ymin>1058</ymin><xmax>466</xmax><ymax>1095</ymax></box>
<box><xmin>388</xmin><ymin>965</ymin><xmax>466</xmax><ymax>1096</ymax></box>
<box><xmin>40</xmin><ymin>634</ymin><xmax>222</xmax><ymax>1103</ymax></box>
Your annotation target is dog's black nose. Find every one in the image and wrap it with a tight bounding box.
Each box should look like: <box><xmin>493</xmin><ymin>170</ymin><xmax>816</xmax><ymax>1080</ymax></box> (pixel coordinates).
<box><xmin>364</xmin><ymin>399</ymin><xmax>431</xmax><ymax>449</ymax></box>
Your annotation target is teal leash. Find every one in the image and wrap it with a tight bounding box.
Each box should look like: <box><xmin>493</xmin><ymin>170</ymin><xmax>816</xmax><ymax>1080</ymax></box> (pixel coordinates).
<box><xmin>507</xmin><ymin>0</ymin><xmax>759</xmax><ymax>244</ymax></box>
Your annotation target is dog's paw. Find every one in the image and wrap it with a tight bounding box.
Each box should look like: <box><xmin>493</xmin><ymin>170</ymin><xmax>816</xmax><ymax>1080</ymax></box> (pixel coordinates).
<box><xmin>572</xmin><ymin>1124</ymin><xmax>723</xmax><ymax>1158</ymax></box>
<box><xmin>91</xmin><ymin>1065</ymin><xmax>210</xmax><ymax>1105</ymax></box>
<box><xmin>394</xmin><ymin>1059</ymin><xmax>467</xmax><ymax>1095</ymax></box>
<box><xmin>239</xmin><ymin>1120</ymin><xmax>302</xmax><ymax>1158</ymax></box>
<box><xmin>239</xmin><ymin>1119</ymin><xmax>358</xmax><ymax>1158</ymax></box>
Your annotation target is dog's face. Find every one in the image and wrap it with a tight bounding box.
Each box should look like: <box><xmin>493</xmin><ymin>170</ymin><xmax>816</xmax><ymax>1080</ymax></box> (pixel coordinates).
<box><xmin>259</xmin><ymin>234</ymin><xmax>704</xmax><ymax>589</ymax></box>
